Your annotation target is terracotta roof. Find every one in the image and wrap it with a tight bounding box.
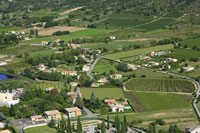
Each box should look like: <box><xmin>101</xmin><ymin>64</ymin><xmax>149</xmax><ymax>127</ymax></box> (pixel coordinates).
<box><xmin>65</xmin><ymin>107</ymin><xmax>81</xmax><ymax>112</ymax></box>
<box><xmin>44</xmin><ymin>110</ymin><xmax>60</xmax><ymax>115</ymax></box>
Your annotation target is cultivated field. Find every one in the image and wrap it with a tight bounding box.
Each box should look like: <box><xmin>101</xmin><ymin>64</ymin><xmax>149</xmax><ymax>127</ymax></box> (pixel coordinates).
<box><xmin>105</xmin><ymin>44</ymin><xmax>174</xmax><ymax>60</ymax></box>
<box><xmin>181</xmin><ymin>36</ymin><xmax>200</xmax><ymax>48</ymax></box>
<box><xmin>81</xmin><ymin>87</ymin><xmax>125</xmax><ymax>100</ymax></box>
<box><xmin>126</xmin><ymin>91</ymin><xmax>192</xmax><ymax>112</ymax></box>
<box><xmin>38</xmin><ymin>26</ymin><xmax>87</xmax><ymax>36</ymax></box>
<box><xmin>25</xmin><ymin>125</ymin><xmax>56</xmax><ymax>133</ymax></box>
<box><xmin>125</xmin><ymin>78</ymin><xmax>195</xmax><ymax>93</ymax></box>
<box><xmin>36</xmin><ymin>82</ymin><xmax>64</xmax><ymax>90</ymax></box>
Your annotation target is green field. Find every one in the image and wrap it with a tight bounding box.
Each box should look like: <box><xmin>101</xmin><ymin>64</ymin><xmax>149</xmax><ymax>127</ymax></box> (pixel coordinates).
<box><xmin>126</xmin><ymin>91</ymin><xmax>192</xmax><ymax>112</ymax></box>
<box><xmin>93</xmin><ymin>59</ymin><xmax>118</xmax><ymax>74</ymax></box>
<box><xmin>23</xmin><ymin>29</ymin><xmax>111</xmax><ymax>44</ymax></box>
<box><xmin>27</xmin><ymin>9</ymin><xmax>62</xmax><ymax>18</ymax></box>
<box><xmin>125</xmin><ymin>78</ymin><xmax>195</xmax><ymax>93</ymax></box>
<box><xmin>29</xmin><ymin>50</ymin><xmax>56</xmax><ymax>57</ymax></box>
<box><xmin>181</xmin><ymin>36</ymin><xmax>200</xmax><ymax>48</ymax></box>
<box><xmin>25</xmin><ymin>125</ymin><xmax>56</xmax><ymax>133</ymax></box>
<box><xmin>0</xmin><ymin>26</ymin><xmax>25</xmax><ymax>32</ymax></box>
<box><xmin>105</xmin><ymin>44</ymin><xmax>174</xmax><ymax>60</ymax></box>
<box><xmin>166</xmin><ymin>48</ymin><xmax>200</xmax><ymax>60</ymax></box>
<box><xmin>81</xmin><ymin>87</ymin><xmax>125</xmax><ymax>99</ymax></box>
<box><xmin>136</xmin><ymin>18</ymin><xmax>174</xmax><ymax>32</ymax></box>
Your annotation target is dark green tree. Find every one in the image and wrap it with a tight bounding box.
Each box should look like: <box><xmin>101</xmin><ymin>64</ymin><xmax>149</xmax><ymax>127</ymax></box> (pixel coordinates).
<box><xmin>90</xmin><ymin>91</ymin><xmax>96</xmax><ymax>103</ymax></box>
<box><xmin>101</xmin><ymin>120</ymin><xmax>106</xmax><ymax>133</ymax></box>
<box><xmin>9</xmin><ymin>105</ymin><xmax>15</xmax><ymax>117</ymax></box>
<box><xmin>124</xmin><ymin>115</ymin><xmax>128</xmax><ymax>132</ymax></box>
<box><xmin>107</xmin><ymin>114</ymin><xmax>110</xmax><ymax>129</ymax></box>
<box><xmin>67</xmin><ymin>117</ymin><xmax>72</xmax><ymax>133</ymax></box>
<box><xmin>77</xmin><ymin>117</ymin><xmax>82</xmax><ymax>133</ymax></box>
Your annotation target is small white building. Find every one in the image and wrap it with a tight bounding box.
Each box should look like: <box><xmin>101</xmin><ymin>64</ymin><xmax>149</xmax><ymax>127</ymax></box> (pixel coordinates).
<box><xmin>127</xmin><ymin>64</ymin><xmax>138</xmax><ymax>70</ymax></box>
<box><xmin>82</xmin><ymin>65</ymin><xmax>90</xmax><ymax>72</ymax></box>
<box><xmin>0</xmin><ymin>93</ymin><xmax>20</xmax><ymax>107</ymax></box>
<box><xmin>166</xmin><ymin>57</ymin><xmax>178</xmax><ymax>63</ymax></box>
<box><xmin>148</xmin><ymin>61</ymin><xmax>159</xmax><ymax>66</ymax></box>
<box><xmin>109</xmin><ymin>74</ymin><xmax>122</xmax><ymax>79</ymax></box>
<box><xmin>109</xmin><ymin>103</ymin><xmax>124</xmax><ymax>112</ymax></box>
<box><xmin>91</xmin><ymin>83</ymin><xmax>100</xmax><ymax>87</ymax></box>
<box><xmin>0</xmin><ymin>61</ymin><xmax>7</xmax><ymax>66</ymax></box>
<box><xmin>186</xmin><ymin>125</ymin><xmax>200</xmax><ymax>133</ymax></box>
<box><xmin>70</xmin><ymin>82</ymin><xmax>78</xmax><ymax>87</ymax></box>
<box><xmin>65</xmin><ymin>107</ymin><xmax>81</xmax><ymax>117</ymax></box>
<box><xmin>110</xmin><ymin>36</ymin><xmax>116</xmax><ymax>40</ymax></box>
<box><xmin>183</xmin><ymin>66</ymin><xmax>194</xmax><ymax>72</ymax></box>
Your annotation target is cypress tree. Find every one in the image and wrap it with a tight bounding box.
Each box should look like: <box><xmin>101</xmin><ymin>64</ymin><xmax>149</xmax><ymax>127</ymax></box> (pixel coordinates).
<box><xmin>101</xmin><ymin>120</ymin><xmax>106</xmax><ymax>133</ymax></box>
<box><xmin>124</xmin><ymin>115</ymin><xmax>128</xmax><ymax>132</ymax></box>
<box><xmin>107</xmin><ymin>114</ymin><xmax>110</xmax><ymax>129</ymax></box>
<box><xmin>67</xmin><ymin>117</ymin><xmax>72</xmax><ymax>133</ymax></box>
<box><xmin>121</xmin><ymin>122</ymin><xmax>126</xmax><ymax>133</ymax></box>
<box><xmin>72</xmin><ymin>123</ymin><xmax>75</xmax><ymax>132</ymax></box>
<box><xmin>77</xmin><ymin>117</ymin><xmax>82</xmax><ymax>133</ymax></box>
<box><xmin>90</xmin><ymin>91</ymin><xmax>96</xmax><ymax>103</ymax></box>
<box><xmin>117</xmin><ymin>116</ymin><xmax>120</xmax><ymax>133</ymax></box>
<box><xmin>9</xmin><ymin>105</ymin><xmax>15</xmax><ymax>117</ymax></box>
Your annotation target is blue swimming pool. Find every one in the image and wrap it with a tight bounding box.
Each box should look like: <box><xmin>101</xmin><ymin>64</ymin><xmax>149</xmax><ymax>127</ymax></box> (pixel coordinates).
<box><xmin>0</xmin><ymin>74</ymin><xmax>8</xmax><ymax>80</ymax></box>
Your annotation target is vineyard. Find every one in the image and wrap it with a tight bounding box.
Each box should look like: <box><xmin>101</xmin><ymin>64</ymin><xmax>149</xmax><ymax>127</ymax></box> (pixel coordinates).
<box><xmin>125</xmin><ymin>78</ymin><xmax>195</xmax><ymax>93</ymax></box>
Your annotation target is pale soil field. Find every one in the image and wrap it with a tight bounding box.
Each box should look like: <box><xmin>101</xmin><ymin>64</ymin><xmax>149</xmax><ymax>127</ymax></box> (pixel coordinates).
<box><xmin>38</xmin><ymin>26</ymin><xmax>87</xmax><ymax>35</ymax></box>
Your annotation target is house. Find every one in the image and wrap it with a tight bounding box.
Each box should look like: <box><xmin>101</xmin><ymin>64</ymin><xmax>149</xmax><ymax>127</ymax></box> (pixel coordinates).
<box><xmin>61</xmin><ymin>70</ymin><xmax>77</xmax><ymax>76</ymax></box>
<box><xmin>109</xmin><ymin>74</ymin><xmax>122</xmax><ymax>79</ymax></box>
<box><xmin>41</xmin><ymin>41</ymin><xmax>48</xmax><ymax>45</ymax></box>
<box><xmin>166</xmin><ymin>57</ymin><xmax>178</xmax><ymax>63</ymax></box>
<box><xmin>0</xmin><ymin>93</ymin><xmax>20</xmax><ymax>107</ymax></box>
<box><xmin>67</xmin><ymin>43</ymin><xmax>80</xmax><ymax>49</ymax></box>
<box><xmin>104</xmin><ymin>99</ymin><xmax>116</xmax><ymax>105</ymax></box>
<box><xmin>97</xmin><ymin>78</ymin><xmax>108</xmax><ymax>85</ymax></box>
<box><xmin>54</xmin><ymin>39</ymin><xmax>60</xmax><ymax>44</ymax></box>
<box><xmin>149</xmin><ymin>51</ymin><xmax>157</xmax><ymax>57</ymax></box>
<box><xmin>186</xmin><ymin>125</ymin><xmax>200</xmax><ymax>133</ymax></box>
<box><xmin>67</xmin><ymin>91</ymin><xmax>81</xmax><ymax>103</ymax></box>
<box><xmin>148</xmin><ymin>61</ymin><xmax>159</xmax><ymax>66</ymax></box>
<box><xmin>0</xmin><ymin>61</ymin><xmax>7</xmax><ymax>66</ymax></box>
<box><xmin>91</xmin><ymin>83</ymin><xmax>100</xmax><ymax>87</ymax></box>
<box><xmin>0</xmin><ymin>130</ymin><xmax>11</xmax><ymax>133</ymax></box>
<box><xmin>70</xmin><ymin>82</ymin><xmax>78</xmax><ymax>87</ymax></box>
<box><xmin>157</xmin><ymin>51</ymin><xmax>167</xmax><ymax>56</ymax></box>
<box><xmin>0</xmin><ymin>122</ymin><xmax>5</xmax><ymax>128</ymax></box>
<box><xmin>38</xmin><ymin>64</ymin><xmax>47</xmax><ymax>71</ymax></box>
<box><xmin>46</xmin><ymin>87</ymin><xmax>58</xmax><ymax>92</ymax></box>
<box><xmin>82</xmin><ymin>65</ymin><xmax>90</xmax><ymax>72</ymax></box>
<box><xmin>140</xmin><ymin>56</ymin><xmax>151</xmax><ymax>61</ymax></box>
<box><xmin>109</xmin><ymin>103</ymin><xmax>124</xmax><ymax>112</ymax></box>
<box><xmin>65</xmin><ymin>107</ymin><xmax>81</xmax><ymax>117</ymax></box>
<box><xmin>30</xmin><ymin>115</ymin><xmax>44</xmax><ymax>122</ymax></box>
<box><xmin>110</xmin><ymin>36</ymin><xmax>116</xmax><ymax>40</ymax></box>
<box><xmin>183</xmin><ymin>66</ymin><xmax>194</xmax><ymax>72</ymax></box>
<box><xmin>127</xmin><ymin>64</ymin><xmax>138</xmax><ymax>70</ymax></box>
<box><xmin>24</xmin><ymin>37</ymin><xmax>31</xmax><ymax>41</ymax></box>
<box><xmin>44</xmin><ymin>110</ymin><xmax>61</xmax><ymax>120</ymax></box>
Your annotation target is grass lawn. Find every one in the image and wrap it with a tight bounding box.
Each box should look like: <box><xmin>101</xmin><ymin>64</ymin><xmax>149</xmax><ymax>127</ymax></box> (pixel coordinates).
<box><xmin>81</xmin><ymin>87</ymin><xmax>125</xmax><ymax>100</ymax></box>
<box><xmin>0</xmin><ymin>26</ymin><xmax>25</xmax><ymax>32</ymax></box>
<box><xmin>181</xmin><ymin>36</ymin><xmax>200</xmax><ymax>48</ymax></box>
<box><xmin>105</xmin><ymin>44</ymin><xmax>174</xmax><ymax>60</ymax></box>
<box><xmin>24</xmin><ymin>125</ymin><xmax>56</xmax><ymax>133</ymax></box>
<box><xmin>125</xmin><ymin>78</ymin><xmax>195</xmax><ymax>93</ymax></box>
<box><xmin>129</xmin><ymin>92</ymin><xmax>192</xmax><ymax>112</ymax></box>
<box><xmin>93</xmin><ymin>59</ymin><xmax>118</xmax><ymax>74</ymax></box>
<box><xmin>22</xmin><ymin>29</ymin><xmax>111</xmax><ymax>44</ymax></box>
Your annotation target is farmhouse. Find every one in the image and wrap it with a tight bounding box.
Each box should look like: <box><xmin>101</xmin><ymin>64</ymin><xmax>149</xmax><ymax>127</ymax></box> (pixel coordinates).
<box><xmin>41</xmin><ymin>41</ymin><xmax>48</xmax><ymax>45</ymax></box>
<box><xmin>109</xmin><ymin>103</ymin><xmax>124</xmax><ymax>112</ymax></box>
<box><xmin>82</xmin><ymin>65</ymin><xmax>90</xmax><ymax>72</ymax></box>
<box><xmin>149</xmin><ymin>51</ymin><xmax>157</xmax><ymax>57</ymax></box>
<box><xmin>186</xmin><ymin>125</ymin><xmax>200</xmax><ymax>133</ymax></box>
<box><xmin>166</xmin><ymin>57</ymin><xmax>178</xmax><ymax>62</ymax></box>
<box><xmin>140</xmin><ymin>56</ymin><xmax>151</xmax><ymax>61</ymax></box>
<box><xmin>54</xmin><ymin>39</ymin><xmax>61</xmax><ymax>45</ymax></box>
<box><xmin>61</xmin><ymin>70</ymin><xmax>77</xmax><ymax>76</ymax></box>
<box><xmin>65</xmin><ymin>107</ymin><xmax>81</xmax><ymax>117</ymax></box>
<box><xmin>109</xmin><ymin>74</ymin><xmax>122</xmax><ymax>79</ymax></box>
<box><xmin>183</xmin><ymin>66</ymin><xmax>194</xmax><ymax>72</ymax></box>
<box><xmin>127</xmin><ymin>64</ymin><xmax>138</xmax><ymax>70</ymax></box>
<box><xmin>30</xmin><ymin>115</ymin><xmax>44</xmax><ymax>122</ymax></box>
<box><xmin>67</xmin><ymin>43</ymin><xmax>80</xmax><ymax>49</ymax></box>
<box><xmin>38</xmin><ymin>64</ymin><xmax>47</xmax><ymax>71</ymax></box>
<box><xmin>97</xmin><ymin>77</ymin><xmax>108</xmax><ymax>85</ymax></box>
<box><xmin>24</xmin><ymin>37</ymin><xmax>31</xmax><ymax>41</ymax></box>
<box><xmin>104</xmin><ymin>99</ymin><xmax>116</xmax><ymax>105</ymax></box>
<box><xmin>110</xmin><ymin>36</ymin><xmax>116</xmax><ymax>40</ymax></box>
<box><xmin>91</xmin><ymin>83</ymin><xmax>100</xmax><ymax>87</ymax></box>
<box><xmin>148</xmin><ymin>61</ymin><xmax>159</xmax><ymax>66</ymax></box>
<box><xmin>0</xmin><ymin>130</ymin><xmax>11</xmax><ymax>133</ymax></box>
<box><xmin>0</xmin><ymin>61</ymin><xmax>7</xmax><ymax>66</ymax></box>
<box><xmin>44</xmin><ymin>110</ymin><xmax>61</xmax><ymax>120</ymax></box>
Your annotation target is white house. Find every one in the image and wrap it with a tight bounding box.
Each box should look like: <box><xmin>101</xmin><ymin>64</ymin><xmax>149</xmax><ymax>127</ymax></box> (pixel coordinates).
<box><xmin>0</xmin><ymin>93</ymin><xmax>20</xmax><ymax>107</ymax></box>
<box><xmin>109</xmin><ymin>103</ymin><xmax>124</xmax><ymax>112</ymax></box>
<box><xmin>127</xmin><ymin>64</ymin><xmax>138</xmax><ymax>70</ymax></box>
<box><xmin>186</xmin><ymin>125</ymin><xmax>200</xmax><ymax>133</ymax></box>
<box><xmin>148</xmin><ymin>61</ymin><xmax>159</xmax><ymax>66</ymax></box>
<box><xmin>65</xmin><ymin>107</ymin><xmax>81</xmax><ymax>117</ymax></box>
<box><xmin>0</xmin><ymin>61</ymin><xmax>7</xmax><ymax>66</ymax></box>
<box><xmin>183</xmin><ymin>66</ymin><xmax>194</xmax><ymax>72</ymax></box>
<box><xmin>110</xmin><ymin>36</ymin><xmax>116</xmax><ymax>40</ymax></box>
<box><xmin>166</xmin><ymin>57</ymin><xmax>178</xmax><ymax>63</ymax></box>
<box><xmin>109</xmin><ymin>74</ymin><xmax>122</xmax><ymax>79</ymax></box>
<box><xmin>82</xmin><ymin>65</ymin><xmax>90</xmax><ymax>72</ymax></box>
<box><xmin>91</xmin><ymin>83</ymin><xmax>100</xmax><ymax>87</ymax></box>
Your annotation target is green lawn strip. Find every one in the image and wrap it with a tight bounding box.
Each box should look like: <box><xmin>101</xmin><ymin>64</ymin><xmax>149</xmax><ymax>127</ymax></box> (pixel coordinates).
<box><xmin>125</xmin><ymin>78</ymin><xmax>195</xmax><ymax>93</ymax></box>
<box><xmin>36</xmin><ymin>82</ymin><xmax>64</xmax><ymax>90</ymax></box>
<box><xmin>80</xmin><ymin>87</ymin><xmax>125</xmax><ymax>100</ymax></box>
<box><xmin>0</xmin><ymin>26</ymin><xmax>25</xmax><ymax>32</ymax></box>
<box><xmin>105</xmin><ymin>44</ymin><xmax>174</xmax><ymax>60</ymax></box>
<box><xmin>22</xmin><ymin>29</ymin><xmax>111</xmax><ymax>44</ymax></box>
<box><xmin>29</xmin><ymin>50</ymin><xmax>56</xmax><ymax>57</ymax></box>
<box><xmin>24</xmin><ymin>125</ymin><xmax>56</xmax><ymax>133</ymax></box>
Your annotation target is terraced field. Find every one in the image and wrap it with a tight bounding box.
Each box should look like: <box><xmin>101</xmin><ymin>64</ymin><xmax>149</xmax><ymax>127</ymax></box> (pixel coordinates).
<box><xmin>125</xmin><ymin>78</ymin><xmax>195</xmax><ymax>93</ymax></box>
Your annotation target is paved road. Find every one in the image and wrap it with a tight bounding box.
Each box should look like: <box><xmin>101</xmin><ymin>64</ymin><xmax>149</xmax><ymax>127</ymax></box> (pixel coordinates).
<box><xmin>87</xmin><ymin>56</ymin><xmax>102</xmax><ymax>79</ymax></box>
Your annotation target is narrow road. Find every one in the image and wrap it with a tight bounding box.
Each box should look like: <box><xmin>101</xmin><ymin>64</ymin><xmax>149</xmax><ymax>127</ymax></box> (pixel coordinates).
<box><xmin>87</xmin><ymin>57</ymin><xmax>102</xmax><ymax>79</ymax></box>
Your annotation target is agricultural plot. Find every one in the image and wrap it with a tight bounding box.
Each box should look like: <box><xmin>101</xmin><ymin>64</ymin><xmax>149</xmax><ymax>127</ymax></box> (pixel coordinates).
<box><xmin>93</xmin><ymin>59</ymin><xmax>118</xmax><ymax>74</ymax></box>
<box><xmin>36</xmin><ymin>82</ymin><xmax>64</xmax><ymax>90</ymax></box>
<box><xmin>0</xmin><ymin>26</ymin><xmax>25</xmax><ymax>33</ymax></box>
<box><xmin>38</xmin><ymin>26</ymin><xmax>87</xmax><ymax>36</ymax></box>
<box><xmin>166</xmin><ymin>49</ymin><xmax>200</xmax><ymax>60</ymax></box>
<box><xmin>125</xmin><ymin>78</ymin><xmax>195</xmax><ymax>93</ymax></box>
<box><xmin>81</xmin><ymin>87</ymin><xmax>125</xmax><ymax>100</ymax></box>
<box><xmin>136</xmin><ymin>18</ymin><xmax>174</xmax><ymax>32</ymax></box>
<box><xmin>97</xmin><ymin>11</ymin><xmax>154</xmax><ymax>28</ymax></box>
<box><xmin>23</xmin><ymin>29</ymin><xmax>111</xmax><ymax>44</ymax></box>
<box><xmin>181</xmin><ymin>36</ymin><xmax>200</xmax><ymax>48</ymax></box>
<box><xmin>29</xmin><ymin>50</ymin><xmax>56</xmax><ymax>57</ymax></box>
<box><xmin>126</xmin><ymin>91</ymin><xmax>192</xmax><ymax>112</ymax></box>
<box><xmin>27</xmin><ymin>9</ymin><xmax>62</xmax><ymax>18</ymax></box>
<box><xmin>105</xmin><ymin>44</ymin><xmax>173</xmax><ymax>60</ymax></box>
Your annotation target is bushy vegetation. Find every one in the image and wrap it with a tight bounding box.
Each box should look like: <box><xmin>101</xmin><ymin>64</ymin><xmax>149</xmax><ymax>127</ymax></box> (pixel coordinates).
<box><xmin>125</xmin><ymin>78</ymin><xmax>195</xmax><ymax>93</ymax></box>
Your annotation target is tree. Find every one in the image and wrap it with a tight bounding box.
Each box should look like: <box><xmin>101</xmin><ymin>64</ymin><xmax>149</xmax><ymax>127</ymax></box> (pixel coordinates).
<box><xmin>121</xmin><ymin>122</ymin><xmax>126</xmax><ymax>133</ymax></box>
<box><xmin>67</xmin><ymin>117</ymin><xmax>72</xmax><ymax>133</ymax></box>
<box><xmin>57</xmin><ymin>115</ymin><xmax>67</xmax><ymax>133</ymax></box>
<box><xmin>0</xmin><ymin>112</ymin><xmax>6</xmax><ymax>121</ymax></box>
<box><xmin>7</xmin><ymin>68</ymin><xmax>14</xmax><ymax>74</ymax></box>
<box><xmin>101</xmin><ymin>120</ymin><xmax>106</xmax><ymax>133</ymax></box>
<box><xmin>76</xmin><ymin>117</ymin><xmax>82</xmax><ymax>133</ymax></box>
<box><xmin>74</xmin><ymin>94</ymin><xmax>84</xmax><ymax>109</ymax></box>
<box><xmin>107</xmin><ymin>114</ymin><xmax>110</xmax><ymax>129</ymax></box>
<box><xmin>9</xmin><ymin>105</ymin><xmax>15</xmax><ymax>117</ymax></box>
<box><xmin>90</xmin><ymin>91</ymin><xmax>96</xmax><ymax>103</ymax></box>
<box><xmin>48</xmin><ymin>118</ymin><xmax>55</xmax><ymax>128</ymax></box>
<box><xmin>124</xmin><ymin>115</ymin><xmax>128</xmax><ymax>132</ymax></box>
